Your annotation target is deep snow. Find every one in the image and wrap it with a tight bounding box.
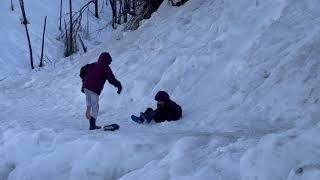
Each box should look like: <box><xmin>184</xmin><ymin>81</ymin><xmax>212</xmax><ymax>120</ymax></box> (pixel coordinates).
<box><xmin>0</xmin><ymin>0</ymin><xmax>113</xmax><ymax>77</ymax></box>
<box><xmin>1</xmin><ymin>0</ymin><xmax>320</xmax><ymax>180</ymax></box>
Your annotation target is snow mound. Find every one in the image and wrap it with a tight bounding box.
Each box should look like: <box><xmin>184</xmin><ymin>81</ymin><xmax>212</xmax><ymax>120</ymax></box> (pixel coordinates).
<box><xmin>241</xmin><ymin>128</ymin><xmax>320</xmax><ymax>180</ymax></box>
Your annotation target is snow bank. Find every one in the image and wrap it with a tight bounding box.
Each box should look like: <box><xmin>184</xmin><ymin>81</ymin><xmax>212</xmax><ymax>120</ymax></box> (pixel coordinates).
<box><xmin>0</xmin><ymin>127</ymin><xmax>253</xmax><ymax>180</ymax></box>
<box><xmin>0</xmin><ymin>128</ymin><xmax>171</xmax><ymax>180</ymax></box>
<box><xmin>241</xmin><ymin>128</ymin><xmax>320</xmax><ymax>180</ymax></box>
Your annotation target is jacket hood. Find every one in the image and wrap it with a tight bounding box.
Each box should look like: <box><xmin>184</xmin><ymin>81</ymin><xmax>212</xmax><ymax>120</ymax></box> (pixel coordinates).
<box><xmin>98</xmin><ymin>52</ymin><xmax>112</xmax><ymax>65</ymax></box>
<box><xmin>155</xmin><ymin>91</ymin><xmax>170</xmax><ymax>102</ymax></box>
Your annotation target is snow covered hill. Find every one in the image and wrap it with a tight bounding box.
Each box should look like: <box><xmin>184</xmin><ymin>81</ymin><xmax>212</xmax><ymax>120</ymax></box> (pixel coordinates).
<box><xmin>1</xmin><ymin>0</ymin><xmax>320</xmax><ymax>180</ymax></box>
<box><xmin>0</xmin><ymin>0</ymin><xmax>112</xmax><ymax>77</ymax></box>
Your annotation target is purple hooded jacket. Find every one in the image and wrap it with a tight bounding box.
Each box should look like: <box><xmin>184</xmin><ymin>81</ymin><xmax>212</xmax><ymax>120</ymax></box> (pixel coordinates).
<box><xmin>83</xmin><ymin>52</ymin><xmax>121</xmax><ymax>95</ymax></box>
<box><xmin>154</xmin><ymin>91</ymin><xmax>182</xmax><ymax>121</ymax></box>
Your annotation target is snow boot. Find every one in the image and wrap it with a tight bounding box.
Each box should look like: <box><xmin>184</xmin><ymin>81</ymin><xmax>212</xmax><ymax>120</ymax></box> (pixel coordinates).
<box><xmin>131</xmin><ymin>115</ymin><xmax>144</xmax><ymax>123</ymax></box>
<box><xmin>89</xmin><ymin>117</ymin><xmax>101</xmax><ymax>130</ymax></box>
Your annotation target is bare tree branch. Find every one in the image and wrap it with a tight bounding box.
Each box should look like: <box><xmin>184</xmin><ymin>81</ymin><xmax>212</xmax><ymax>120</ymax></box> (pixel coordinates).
<box><xmin>78</xmin><ymin>34</ymin><xmax>87</xmax><ymax>53</ymax></box>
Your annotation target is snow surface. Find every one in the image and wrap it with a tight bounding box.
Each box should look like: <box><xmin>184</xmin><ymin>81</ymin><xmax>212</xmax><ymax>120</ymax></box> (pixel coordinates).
<box><xmin>1</xmin><ymin>0</ymin><xmax>320</xmax><ymax>180</ymax></box>
<box><xmin>0</xmin><ymin>0</ymin><xmax>113</xmax><ymax>77</ymax></box>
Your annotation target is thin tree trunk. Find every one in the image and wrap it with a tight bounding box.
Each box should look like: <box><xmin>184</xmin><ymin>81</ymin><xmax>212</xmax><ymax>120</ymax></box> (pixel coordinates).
<box><xmin>114</xmin><ymin>0</ymin><xmax>117</xmax><ymax>26</ymax></box>
<box><xmin>69</xmin><ymin>0</ymin><xmax>73</xmax><ymax>56</ymax></box>
<box><xmin>64</xmin><ymin>20</ymin><xmax>69</xmax><ymax>57</ymax></box>
<box><xmin>118</xmin><ymin>0</ymin><xmax>122</xmax><ymax>24</ymax></box>
<box><xmin>19</xmin><ymin>0</ymin><xmax>28</xmax><ymax>24</ymax></box>
<box><xmin>78</xmin><ymin>35</ymin><xmax>87</xmax><ymax>53</ymax></box>
<box><xmin>84</xmin><ymin>7</ymin><xmax>90</xmax><ymax>39</ymax></box>
<box><xmin>109</xmin><ymin>0</ymin><xmax>116</xmax><ymax>29</ymax></box>
<box><xmin>19</xmin><ymin>0</ymin><xmax>34</xmax><ymax>69</ymax></box>
<box><xmin>11</xmin><ymin>0</ymin><xmax>14</xmax><ymax>11</ymax></box>
<box><xmin>123</xmin><ymin>0</ymin><xmax>128</xmax><ymax>23</ymax></box>
<box><xmin>24</xmin><ymin>25</ymin><xmax>34</xmax><ymax>69</ymax></box>
<box><xmin>59</xmin><ymin>0</ymin><xmax>63</xmax><ymax>31</ymax></box>
<box><xmin>39</xmin><ymin>16</ymin><xmax>47</xmax><ymax>67</ymax></box>
<box><xmin>132</xmin><ymin>0</ymin><xmax>136</xmax><ymax>12</ymax></box>
<box><xmin>94</xmin><ymin>0</ymin><xmax>99</xmax><ymax>18</ymax></box>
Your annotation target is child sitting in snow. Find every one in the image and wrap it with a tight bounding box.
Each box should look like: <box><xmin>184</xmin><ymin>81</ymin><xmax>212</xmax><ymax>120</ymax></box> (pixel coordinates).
<box><xmin>131</xmin><ymin>91</ymin><xmax>182</xmax><ymax>123</ymax></box>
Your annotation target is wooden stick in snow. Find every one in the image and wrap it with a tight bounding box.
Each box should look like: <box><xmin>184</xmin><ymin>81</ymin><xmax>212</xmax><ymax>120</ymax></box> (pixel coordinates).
<box><xmin>11</xmin><ymin>0</ymin><xmax>14</xmax><ymax>11</ymax></box>
<box><xmin>59</xmin><ymin>0</ymin><xmax>63</xmax><ymax>31</ymax></box>
<box><xmin>69</xmin><ymin>0</ymin><xmax>73</xmax><ymax>56</ymax></box>
<box><xmin>19</xmin><ymin>0</ymin><xmax>29</xmax><ymax>24</ymax></box>
<box><xmin>64</xmin><ymin>19</ymin><xmax>69</xmax><ymax>57</ymax></box>
<box><xmin>94</xmin><ymin>0</ymin><xmax>99</xmax><ymax>18</ymax></box>
<box><xmin>39</xmin><ymin>16</ymin><xmax>47</xmax><ymax>67</ymax></box>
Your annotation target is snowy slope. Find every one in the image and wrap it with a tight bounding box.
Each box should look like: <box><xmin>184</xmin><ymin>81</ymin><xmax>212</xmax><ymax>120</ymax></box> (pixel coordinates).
<box><xmin>0</xmin><ymin>0</ymin><xmax>112</xmax><ymax>77</ymax></box>
<box><xmin>1</xmin><ymin>0</ymin><xmax>320</xmax><ymax>180</ymax></box>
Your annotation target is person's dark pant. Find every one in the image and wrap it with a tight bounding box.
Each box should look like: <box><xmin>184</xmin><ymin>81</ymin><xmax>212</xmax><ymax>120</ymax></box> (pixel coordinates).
<box><xmin>143</xmin><ymin>107</ymin><xmax>168</xmax><ymax>123</ymax></box>
<box><xmin>141</xmin><ymin>108</ymin><xmax>156</xmax><ymax>123</ymax></box>
<box><xmin>144</xmin><ymin>108</ymin><xmax>154</xmax><ymax>115</ymax></box>
<box><xmin>143</xmin><ymin>107</ymin><xmax>181</xmax><ymax>123</ymax></box>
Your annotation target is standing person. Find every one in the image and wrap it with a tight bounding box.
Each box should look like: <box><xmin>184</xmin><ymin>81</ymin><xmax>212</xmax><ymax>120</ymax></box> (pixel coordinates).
<box><xmin>80</xmin><ymin>52</ymin><xmax>122</xmax><ymax>130</ymax></box>
<box><xmin>131</xmin><ymin>91</ymin><xmax>182</xmax><ymax>123</ymax></box>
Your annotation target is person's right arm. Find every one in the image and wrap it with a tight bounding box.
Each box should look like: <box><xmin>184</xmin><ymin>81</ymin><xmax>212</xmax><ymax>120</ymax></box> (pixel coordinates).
<box><xmin>105</xmin><ymin>66</ymin><xmax>122</xmax><ymax>94</ymax></box>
